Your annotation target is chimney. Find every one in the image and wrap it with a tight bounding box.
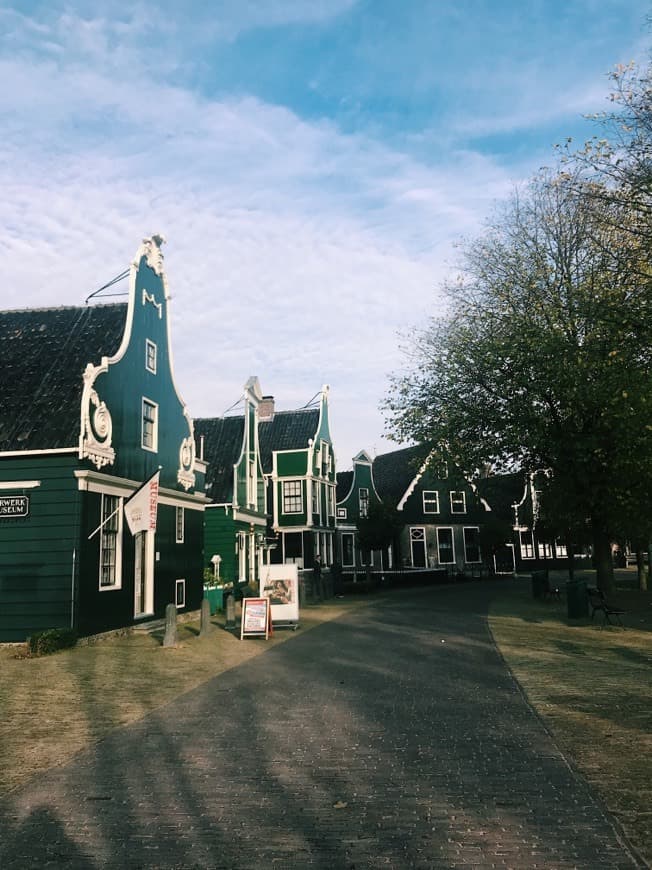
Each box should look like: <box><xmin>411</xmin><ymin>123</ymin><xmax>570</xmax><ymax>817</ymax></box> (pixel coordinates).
<box><xmin>258</xmin><ymin>395</ymin><xmax>275</xmax><ymax>421</ymax></box>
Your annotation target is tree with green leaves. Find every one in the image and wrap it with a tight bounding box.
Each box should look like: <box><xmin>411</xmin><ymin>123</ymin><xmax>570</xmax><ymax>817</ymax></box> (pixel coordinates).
<box><xmin>385</xmin><ymin>167</ymin><xmax>652</xmax><ymax>593</ymax></box>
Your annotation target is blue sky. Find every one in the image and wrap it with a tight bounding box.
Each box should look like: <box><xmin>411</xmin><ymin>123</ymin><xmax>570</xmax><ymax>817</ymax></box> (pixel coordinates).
<box><xmin>1</xmin><ymin>0</ymin><xmax>650</xmax><ymax>467</ymax></box>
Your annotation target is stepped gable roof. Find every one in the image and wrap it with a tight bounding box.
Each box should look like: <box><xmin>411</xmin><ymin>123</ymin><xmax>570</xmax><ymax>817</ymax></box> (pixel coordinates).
<box><xmin>0</xmin><ymin>304</ymin><xmax>127</xmax><ymax>452</ymax></box>
<box><xmin>195</xmin><ymin>407</ymin><xmax>320</xmax><ymax>504</ymax></box>
<box><xmin>258</xmin><ymin>407</ymin><xmax>319</xmax><ymax>473</ymax></box>
<box><xmin>372</xmin><ymin>444</ymin><xmax>431</xmax><ymax>505</ymax></box>
<box><xmin>193</xmin><ymin>416</ymin><xmax>245</xmax><ymax>504</ymax></box>
<box><xmin>336</xmin><ymin>470</ymin><xmax>353</xmax><ymax>502</ymax></box>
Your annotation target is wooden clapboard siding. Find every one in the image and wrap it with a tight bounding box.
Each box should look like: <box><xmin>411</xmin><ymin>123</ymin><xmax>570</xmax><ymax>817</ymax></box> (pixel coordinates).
<box><xmin>0</xmin><ymin>454</ymin><xmax>80</xmax><ymax>640</ymax></box>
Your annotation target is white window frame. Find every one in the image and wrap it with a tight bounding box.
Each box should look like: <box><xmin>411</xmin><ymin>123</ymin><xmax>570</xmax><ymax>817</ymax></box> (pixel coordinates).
<box><xmin>519</xmin><ymin>530</ymin><xmax>535</xmax><ymax>559</ymax></box>
<box><xmin>463</xmin><ymin>526</ymin><xmax>481</xmax><ymax>563</ymax></box>
<box><xmin>175</xmin><ymin>506</ymin><xmax>185</xmax><ymax>544</ymax></box>
<box><xmin>423</xmin><ymin>490</ymin><xmax>439</xmax><ymax>514</ymax></box>
<box><xmin>145</xmin><ymin>339</ymin><xmax>157</xmax><ymax>374</ymax></box>
<box><xmin>99</xmin><ymin>493</ymin><xmax>122</xmax><ymax>590</ymax></box>
<box><xmin>450</xmin><ymin>491</ymin><xmax>466</xmax><ymax>514</ymax></box>
<box><xmin>537</xmin><ymin>541</ymin><xmax>553</xmax><ymax>559</ymax></box>
<box><xmin>312</xmin><ymin>480</ymin><xmax>319</xmax><ymax>515</ymax></box>
<box><xmin>359</xmin><ymin>487</ymin><xmax>369</xmax><ymax>518</ymax></box>
<box><xmin>141</xmin><ymin>398</ymin><xmax>158</xmax><ymax>452</ymax></box>
<box><xmin>175</xmin><ymin>578</ymin><xmax>185</xmax><ymax>609</ymax></box>
<box><xmin>342</xmin><ymin>532</ymin><xmax>355</xmax><ymax>567</ymax></box>
<box><xmin>282</xmin><ymin>480</ymin><xmax>303</xmax><ymax>514</ymax></box>
<box><xmin>327</xmin><ymin>485</ymin><xmax>335</xmax><ymax>517</ymax></box>
<box><xmin>436</xmin><ymin>527</ymin><xmax>455</xmax><ymax>564</ymax></box>
<box><xmin>336</xmin><ymin>507</ymin><xmax>347</xmax><ymax>519</ymax></box>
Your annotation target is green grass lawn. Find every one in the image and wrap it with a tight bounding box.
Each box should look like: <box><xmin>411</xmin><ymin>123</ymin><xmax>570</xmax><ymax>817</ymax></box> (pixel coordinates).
<box><xmin>489</xmin><ymin>571</ymin><xmax>652</xmax><ymax>866</ymax></box>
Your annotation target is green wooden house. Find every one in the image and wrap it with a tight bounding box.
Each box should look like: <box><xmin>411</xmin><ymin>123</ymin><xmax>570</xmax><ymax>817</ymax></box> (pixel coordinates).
<box><xmin>196</xmin><ymin>385</ymin><xmax>337</xmax><ymax>577</ymax></box>
<box><xmin>0</xmin><ymin>235</ymin><xmax>207</xmax><ymax>642</ymax></box>
<box><xmin>263</xmin><ymin>386</ymin><xmax>337</xmax><ymax>570</ymax></box>
<box><xmin>372</xmin><ymin>446</ymin><xmax>491</xmax><ymax>572</ymax></box>
<box><xmin>194</xmin><ymin>377</ymin><xmax>268</xmax><ymax>588</ymax></box>
<box><xmin>335</xmin><ymin>450</ymin><xmax>386</xmax><ymax>570</ymax></box>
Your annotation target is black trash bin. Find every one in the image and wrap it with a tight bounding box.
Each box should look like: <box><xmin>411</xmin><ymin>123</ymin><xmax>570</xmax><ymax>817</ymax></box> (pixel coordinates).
<box><xmin>566</xmin><ymin>579</ymin><xmax>588</xmax><ymax>619</ymax></box>
<box><xmin>531</xmin><ymin>571</ymin><xmax>548</xmax><ymax>599</ymax></box>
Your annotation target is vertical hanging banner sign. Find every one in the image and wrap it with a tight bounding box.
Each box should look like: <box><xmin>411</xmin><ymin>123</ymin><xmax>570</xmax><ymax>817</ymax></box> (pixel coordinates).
<box><xmin>124</xmin><ymin>469</ymin><xmax>160</xmax><ymax>535</ymax></box>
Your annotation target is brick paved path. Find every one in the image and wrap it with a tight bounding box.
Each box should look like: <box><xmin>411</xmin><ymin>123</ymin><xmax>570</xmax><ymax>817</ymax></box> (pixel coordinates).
<box><xmin>0</xmin><ymin>583</ymin><xmax>644</xmax><ymax>869</ymax></box>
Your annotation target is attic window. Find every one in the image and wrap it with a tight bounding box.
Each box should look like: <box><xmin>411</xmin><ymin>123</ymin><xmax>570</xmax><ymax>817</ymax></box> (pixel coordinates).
<box><xmin>146</xmin><ymin>339</ymin><xmax>157</xmax><ymax>374</ymax></box>
<box><xmin>359</xmin><ymin>487</ymin><xmax>369</xmax><ymax>517</ymax></box>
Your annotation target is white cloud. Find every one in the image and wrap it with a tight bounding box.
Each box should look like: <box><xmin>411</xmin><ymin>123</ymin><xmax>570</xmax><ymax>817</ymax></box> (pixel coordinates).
<box><xmin>1</xmin><ymin>1</ymin><xmax>645</xmax><ymax>464</ymax></box>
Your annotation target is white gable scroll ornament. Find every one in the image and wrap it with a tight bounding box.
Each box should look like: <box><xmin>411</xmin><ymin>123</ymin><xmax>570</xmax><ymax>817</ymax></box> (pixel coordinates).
<box><xmin>79</xmin><ymin>362</ymin><xmax>116</xmax><ymax>469</ymax></box>
<box><xmin>124</xmin><ymin>469</ymin><xmax>160</xmax><ymax>535</ymax></box>
<box><xmin>177</xmin><ymin>435</ymin><xmax>196</xmax><ymax>491</ymax></box>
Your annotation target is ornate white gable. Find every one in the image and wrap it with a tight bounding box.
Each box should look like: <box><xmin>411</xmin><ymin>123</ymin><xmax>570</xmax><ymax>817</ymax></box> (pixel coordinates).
<box><xmin>79</xmin><ymin>361</ymin><xmax>116</xmax><ymax>469</ymax></box>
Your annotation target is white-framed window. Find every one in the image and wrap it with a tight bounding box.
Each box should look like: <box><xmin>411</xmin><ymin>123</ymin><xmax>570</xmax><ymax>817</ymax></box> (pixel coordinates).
<box><xmin>99</xmin><ymin>493</ymin><xmax>122</xmax><ymax>589</ymax></box>
<box><xmin>142</xmin><ymin>398</ymin><xmax>158</xmax><ymax>452</ymax></box>
<box><xmin>327</xmin><ymin>485</ymin><xmax>335</xmax><ymax>517</ymax></box>
<box><xmin>237</xmin><ymin>530</ymin><xmax>247</xmax><ymax>579</ymax></box>
<box><xmin>450</xmin><ymin>491</ymin><xmax>466</xmax><ymax>514</ymax></box>
<box><xmin>342</xmin><ymin>532</ymin><xmax>355</xmax><ymax>567</ymax></box>
<box><xmin>145</xmin><ymin>339</ymin><xmax>157</xmax><ymax>374</ymax></box>
<box><xmin>436</xmin><ymin>527</ymin><xmax>455</xmax><ymax>564</ymax></box>
<box><xmin>337</xmin><ymin>507</ymin><xmax>347</xmax><ymax>519</ymax></box>
<box><xmin>433</xmin><ymin>459</ymin><xmax>448</xmax><ymax>479</ymax></box>
<box><xmin>175</xmin><ymin>506</ymin><xmax>185</xmax><ymax>544</ymax></box>
<box><xmin>247</xmin><ymin>457</ymin><xmax>256</xmax><ymax>508</ymax></box>
<box><xmin>537</xmin><ymin>542</ymin><xmax>553</xmax><ymax>559</ymax></box>
<box><xmin>359</xmin><ymin>487</ymin><xmax>369</xmax><ymax>518</ymax></box>
<box><xmin>555</xmin><ymin>540</ymin><xmax>568</xmax><ymax>558</ymax></box>
<box><xmin>322</xmin><ymin>442</ymin><xmax>330</xmax><ymax>476</ymax></box>
<box><xmin>282</xmin><ymin>480</ymin><xmax>302</xmax><ymax>514</ymax></box>
<box><xmin>175</xmin><ymin>579</ymin><xmax>185</xmax><ymax>609</ymax></box>
<box><xmin>519</xmin><ymin>530</ymin><xmax>535</xmax><ymax>559</ymax></box>
<box><xmin>423</xmin><ymin>490</ymin><xmax>439</xmax><ymax>514</ymax></box>
<box><xmin>312</xmin><ymin>481</ymin><xmax>319</xmax><ymax>515</ymax></box>
<box><xmin>463</xmin><ymin>526</ymin><xmax>481</xmax><ymax>563</ymax></box>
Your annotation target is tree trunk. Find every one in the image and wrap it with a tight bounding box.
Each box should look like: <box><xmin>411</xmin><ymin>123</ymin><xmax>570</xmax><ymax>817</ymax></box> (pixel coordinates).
<box><xmin>592</xmin><ymin>522</ymin><xmax>614</xmax><ymax>594</ymax></box>
<box><xmin>567</xmin><ymin>540</ymin><xmax>575</xmax><ymax>581</ymax></box>
<box><xmin>643</xmin><ymin>542</ymin><xmax>652</xmax><ymax>593</ymax></box>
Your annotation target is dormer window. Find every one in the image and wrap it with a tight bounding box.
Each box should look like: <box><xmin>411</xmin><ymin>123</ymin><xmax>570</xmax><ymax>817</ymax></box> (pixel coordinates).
<box><xmin>142</xmin><ymin>398</ymin><xmax>158</xmax><ymax>452</ymax></box>
<box><xmin>146</xmin><ymin>339</ymin><xmax>157</xmax><ymax>374</ymax></box>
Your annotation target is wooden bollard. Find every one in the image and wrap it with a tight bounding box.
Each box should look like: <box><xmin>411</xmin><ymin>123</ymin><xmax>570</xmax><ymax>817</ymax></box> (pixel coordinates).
<box><xmin>163</xmin><ymin>602</ymin><xmax>178</xmax><ymax>647</ymax></box>
<box><xmin>225</xmin><ymin>594</ymin><xmax>236</xmax><ymax>630</ymax></box>
<box><xmin>200</xmin><ymin>597</ymin><xmax>212</xmax><ymax>636</ymax></box>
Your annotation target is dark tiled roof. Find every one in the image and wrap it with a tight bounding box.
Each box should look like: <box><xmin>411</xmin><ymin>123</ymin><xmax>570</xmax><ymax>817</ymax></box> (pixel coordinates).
<box><xmin>372</xmin><ymin>444</ymin><xmax>431</xmax><ymax>504</ymax></box>
<box><xmin>477</xmin><ymin>472</ymin><xmax>526</xmax><ymax>524</ymax></box>
<box><xmin>258</xmin><ymin>408</ymin><xmax>319</xmax><ymax>471</ymax></box>
<box><xmin>194</xmin><ymin>416</ymin><xmax>245</xmax><ymax>503</ymax></box>
<box><xmin>0</xmin><ymin>304</ymin><xmax>127</xmax><ymax>452</ymax></box>
<box><xmin>336</xmin><ymin>470</ymin><xmax>353</xmax><ymax>502</ymax></box>
<box><xmin>195</xmin><ymin>408</ymin><xmax>320</xmax><ymax>504</ymax></box>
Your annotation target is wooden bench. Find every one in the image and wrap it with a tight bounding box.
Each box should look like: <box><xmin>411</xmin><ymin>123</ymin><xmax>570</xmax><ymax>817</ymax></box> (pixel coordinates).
<box><xmin>587</xmin><ymin>586</ymin><xmax>626</xmax><ymax>628</ymax></box>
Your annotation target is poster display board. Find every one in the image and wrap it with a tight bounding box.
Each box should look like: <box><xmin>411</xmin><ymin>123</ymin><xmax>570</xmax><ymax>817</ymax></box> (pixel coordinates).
<box><xmin>260</xmin><ymin>564</ymin><xmax>300</xmax><ymax>626</ymax></box>
<box><xmin>240</xmin><ymin>597</ymin><xmax>271</xmax><ymax>640</ymax></box>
